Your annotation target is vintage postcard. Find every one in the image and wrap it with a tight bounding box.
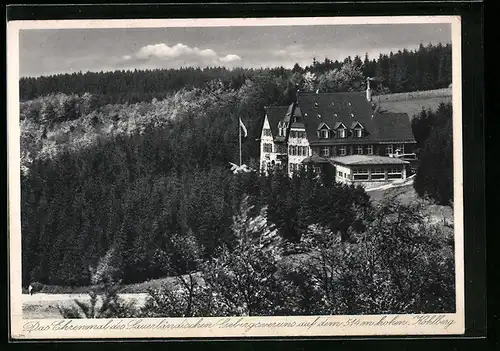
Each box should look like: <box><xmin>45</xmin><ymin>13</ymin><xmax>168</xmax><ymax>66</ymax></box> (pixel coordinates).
<box><xmin>8</xmin><ymin>16</ymin><xmax>464</xmax><ymax>339</ymax></box>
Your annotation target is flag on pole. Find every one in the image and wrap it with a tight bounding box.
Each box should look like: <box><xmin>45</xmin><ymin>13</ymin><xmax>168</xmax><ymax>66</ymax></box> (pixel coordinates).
<box><xmin>239</xmin><ymin>117</ymin><xmax>248</xmax><ymax>138</ymax></box>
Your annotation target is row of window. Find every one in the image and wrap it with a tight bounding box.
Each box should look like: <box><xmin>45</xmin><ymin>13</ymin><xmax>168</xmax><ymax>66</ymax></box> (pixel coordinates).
<box><xmin>263</xmin><ymin>128</ymin><xmax>272</xmax><ymax>137</ymax></box>
<box><xmin>265</xmin><ymin>143</ymin><xmax>406</xmax><ymax>157</ymax></box>
<box><xmin>289</xmin><ymin>145</ymin><xmax>309</xmax><ymax>156</ymax></box>
<box><xmin>319</xmin><ymin>144</ymin><xmax>404</xmax><ymax>157</ymax></box>
<box><xmin>352</xmin><ymin>167</ymin><xmax>402</xmax><ymax>175</ymax></box>
<box><xmin>289</xmin><ymin>130</ymin><xmax>307</xmax><ymax>139</ymax></box>
<box><xmin>263</xmin><ymin>143</ymin><xmax>294</xmax><ymax>154</ymax></box>
<box><xmin>385</xmin><ymin>144</ymin><xmax>405</xmax><ymax>155</ymax></box>
<box><xmin>319</xmin><ymin>145</ymin><xmax>364</xmax><ymax>157</ymax></box>
<box><xmin>318</xmin><ymin>128</ymin><xmax>362</xmax><ymax>139</ymax></box>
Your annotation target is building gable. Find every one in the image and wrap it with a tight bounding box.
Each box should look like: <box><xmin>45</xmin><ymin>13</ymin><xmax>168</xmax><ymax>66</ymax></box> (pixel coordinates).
<box><xmin>263</xmin><ymin>105</ymin><xmax>290</xmax><ymax>141</ymax></box>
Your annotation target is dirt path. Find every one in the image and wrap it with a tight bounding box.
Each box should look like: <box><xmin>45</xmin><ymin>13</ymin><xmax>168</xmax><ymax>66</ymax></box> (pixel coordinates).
<box><xmin>22</xmin><ymin>293</ymin><xmax>149</xmax><ymax>319</ymax></box>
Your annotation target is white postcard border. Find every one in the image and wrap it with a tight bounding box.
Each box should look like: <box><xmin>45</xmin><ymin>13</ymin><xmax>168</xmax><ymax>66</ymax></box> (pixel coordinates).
<box><xmin>8</xmin><ymin>15</ymin><xmax>464</xmax><ymax>339</ymax></box>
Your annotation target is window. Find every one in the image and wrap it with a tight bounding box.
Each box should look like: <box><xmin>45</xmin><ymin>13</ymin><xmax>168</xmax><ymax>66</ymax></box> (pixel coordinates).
<box><xmin>339</xmin><ymin>146</ymin><xmax>347</xmax><ymax>156</ymax></box>
<box><xmin>298</xmin><ymin>146</ymin><xmax>303</xmax><ymax>156</ymax></box>
<box><xmin>300</xmin><ymin>131</ymin><xmax>307</xmax><ymax>139</ymax></box>
<box><xmin>314</xmin><ymin>166</ymin><xmax>321</xmax><ymax>173</ymax></box>
<box><xmin>371</xmin><ymin>167</ymin><xmax>385</xmax><ymax>180</ymax></box>
<box><xmin>356</xmin><ymin>145</ymin><xmax>364</xmax><ymax>155</ymax></box>
<box><xmin>366</xmin><ymin>145</ymin><xmax>373</xmax><ymax>155</ymax></box>
<box><xmin>395</xmin><ymin>144</ymin><xmax>404</xmax><ymax>154</ymax></box>
<box><xmin>337</xmin><ymin>128</ymin><xmax>347</xmax><ymax>138</ymax></box>
<box><xmin>321</xmin><ymin>147</ymin><xmax>330</xmax><ymax>157</ymax></box>
<box><xmin>353</xmin><ymin>168</ymin><xmax>369</xmax><ymax>174</ymax></box>
<box><xmin>320</xmin><ymin>130</ymin><xmax>329</xmax><ymax>139</ymax></box>
<box><xmin>353</xmin><ymin>168</ymin><xmax>369</xmax><ymax>180</ymax></box>
<box><xmin>388</xmin><ymin>167</ymin><xmax>402</xmax><ymax>179</ymax></box>
<box><xmin>263</xmin><ymin>143</ymin><xmax>273</xmax><ymax>153</ymax></box>
<box><xmin>385</xmin><ymin>144</ymin><xmax>393</xmax><ymax>155</ymax></box>
<box><xmin>355</xmin><ymin>128</ymin><xmax>363</xmax><ymax>138</ymax></box>
<box><xmin>278</xmin><ymin>122</ymin><xmax>288</xmax><ymax>137</ymax></box>
<box><xmin>263</xmin><ymin>128</ymin><xmax>272</xmax><ymax>137</ymax></box>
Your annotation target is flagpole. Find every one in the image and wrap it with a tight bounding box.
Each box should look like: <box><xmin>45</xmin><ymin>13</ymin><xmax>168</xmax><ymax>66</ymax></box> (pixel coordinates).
<box><xmin>239</xmin><ymin>117</ymin><xmax>242</xmax><ymax>166</ymax></box>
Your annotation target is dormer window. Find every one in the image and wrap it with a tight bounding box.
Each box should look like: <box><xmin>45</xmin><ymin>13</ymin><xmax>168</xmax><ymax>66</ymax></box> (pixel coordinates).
<box><xmin>317</xmin><ymin>122</ymin><xmax>331</xmax><ymax>139</ymax></box>
<box><xmin>334</xmin><ymin>122</ymin><xmax>347</xmax><ymax>138</ymax></box>
<box><xmin>351</xmin><ymin>122</ymin><xmax>364</xmax><ymax>138</ymax></box>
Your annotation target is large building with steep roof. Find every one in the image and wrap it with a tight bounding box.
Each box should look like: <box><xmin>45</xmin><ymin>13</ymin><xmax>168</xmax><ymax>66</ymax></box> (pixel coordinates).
<box><xmin>259</xmin><ymin>84</ymin><xmax>417</xmax><ymax>183</ymax></box>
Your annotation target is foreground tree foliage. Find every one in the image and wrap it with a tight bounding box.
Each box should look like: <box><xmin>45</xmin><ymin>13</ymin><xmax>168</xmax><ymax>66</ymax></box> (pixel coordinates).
<box><xmin>300</xmin><ymin>190</ymin><xmax>455</xmax><ymax>315</ymax></box>
<box><xmin>138</xmin><ymin>190</ymin><xmax>455</xmax><ymax>318</ymax></box>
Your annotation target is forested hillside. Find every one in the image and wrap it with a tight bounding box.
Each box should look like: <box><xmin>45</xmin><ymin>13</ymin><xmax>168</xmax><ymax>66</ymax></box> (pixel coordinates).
<box><xmin>20</xmin><ymin>43</ymin><xmax>451</xmax><ymax>104</ymax></box>
<box><xmin>20</xmin><ymin>43</ymin><xmax>455</xmax><ymax>316</ymax></box>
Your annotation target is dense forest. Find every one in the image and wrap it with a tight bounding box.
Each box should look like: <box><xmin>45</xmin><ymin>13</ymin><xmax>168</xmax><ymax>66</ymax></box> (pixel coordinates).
<box><xmin>412</xmin><ymin>102</ymin><xmax>454</xmax><ymax>205</ymax></box>
<box><xmin>20</xmin><ymin>43</ymin><xmax>455</xmax><ymax>316</ymax></box>
<box><xmin>20</xmin><ymin>43</ymin><xmax>451</xmax><ymax>105</ymax></box>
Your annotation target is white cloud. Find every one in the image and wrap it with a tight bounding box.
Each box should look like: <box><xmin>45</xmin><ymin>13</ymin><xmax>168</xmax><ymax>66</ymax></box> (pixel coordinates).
<box><xmin>125</xmin><ymin>42</ymin><xmax>241</xmax><ymax>67</ymax></box>
<box><xmin>273</xmin><ymin>49</ymin><xmax>288</xmax><ymax>57</ymax></box>
<box><xmin>136</xmin><ymin>43</ymin><xmax>218</xmax><ymax>60</ymax></box>
<box><xmin>218</xmin><ymin>54</ymin><xmax>242</xmax><ymax>63</ymax></box>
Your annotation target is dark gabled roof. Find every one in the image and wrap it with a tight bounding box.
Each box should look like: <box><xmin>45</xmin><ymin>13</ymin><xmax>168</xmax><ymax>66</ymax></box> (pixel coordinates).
<box><xmin>297</xmin><ymin>91</ymin><xmax>415</xmax><ymax>145</ymax></box>
<box><xmin>372</xmin><ymin>112</ymin><xmax>415</xmax><ymax>141</ymax></box>
<box><xmin>264</xmin><ymin>105</ymin><xmax>290</xmax><ymax>140</ymax></box>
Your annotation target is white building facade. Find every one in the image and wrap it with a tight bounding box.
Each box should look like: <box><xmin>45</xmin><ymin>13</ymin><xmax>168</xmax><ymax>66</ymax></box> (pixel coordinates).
<box><xmin>287</xmin><ymin>123</ymin><xmax>312</xmax><ymax>176</ymax></box>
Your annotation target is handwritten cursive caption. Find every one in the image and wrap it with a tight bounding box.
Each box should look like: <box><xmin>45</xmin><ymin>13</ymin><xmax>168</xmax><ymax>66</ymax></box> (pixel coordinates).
<box><xmin>22</xmin><ymin>315</ymin><xmax>457</xmax><ymax>334</ymax></box>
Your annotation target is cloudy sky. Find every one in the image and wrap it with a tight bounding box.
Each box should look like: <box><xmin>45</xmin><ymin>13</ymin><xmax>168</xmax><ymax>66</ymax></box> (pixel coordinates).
<box><xmin>19</xmin><ymin>23</ymin><xmax>451</xmax><ymax>77</ymax></box>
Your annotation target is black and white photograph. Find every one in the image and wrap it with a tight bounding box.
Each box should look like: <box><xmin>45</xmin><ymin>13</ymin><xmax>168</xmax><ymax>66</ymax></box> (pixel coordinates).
<box><xmin>8</xmin><ymin>16</ymin><xmax>464</xmax><ymax>339</ymax></box>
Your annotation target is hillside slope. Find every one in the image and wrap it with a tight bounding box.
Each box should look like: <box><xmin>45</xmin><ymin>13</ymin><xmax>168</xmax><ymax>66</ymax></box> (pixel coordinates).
<box><xmin>373</xmin><ymin>88</ymin><xmax>452</xmax><ymax>119</ymax></box>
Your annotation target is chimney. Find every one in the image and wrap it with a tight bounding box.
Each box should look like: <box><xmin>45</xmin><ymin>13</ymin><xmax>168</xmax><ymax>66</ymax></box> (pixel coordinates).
<box><xmin>366</xmin><ymin>77</ymin><xmax>372</xmax><ymax>102</ymax></box>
